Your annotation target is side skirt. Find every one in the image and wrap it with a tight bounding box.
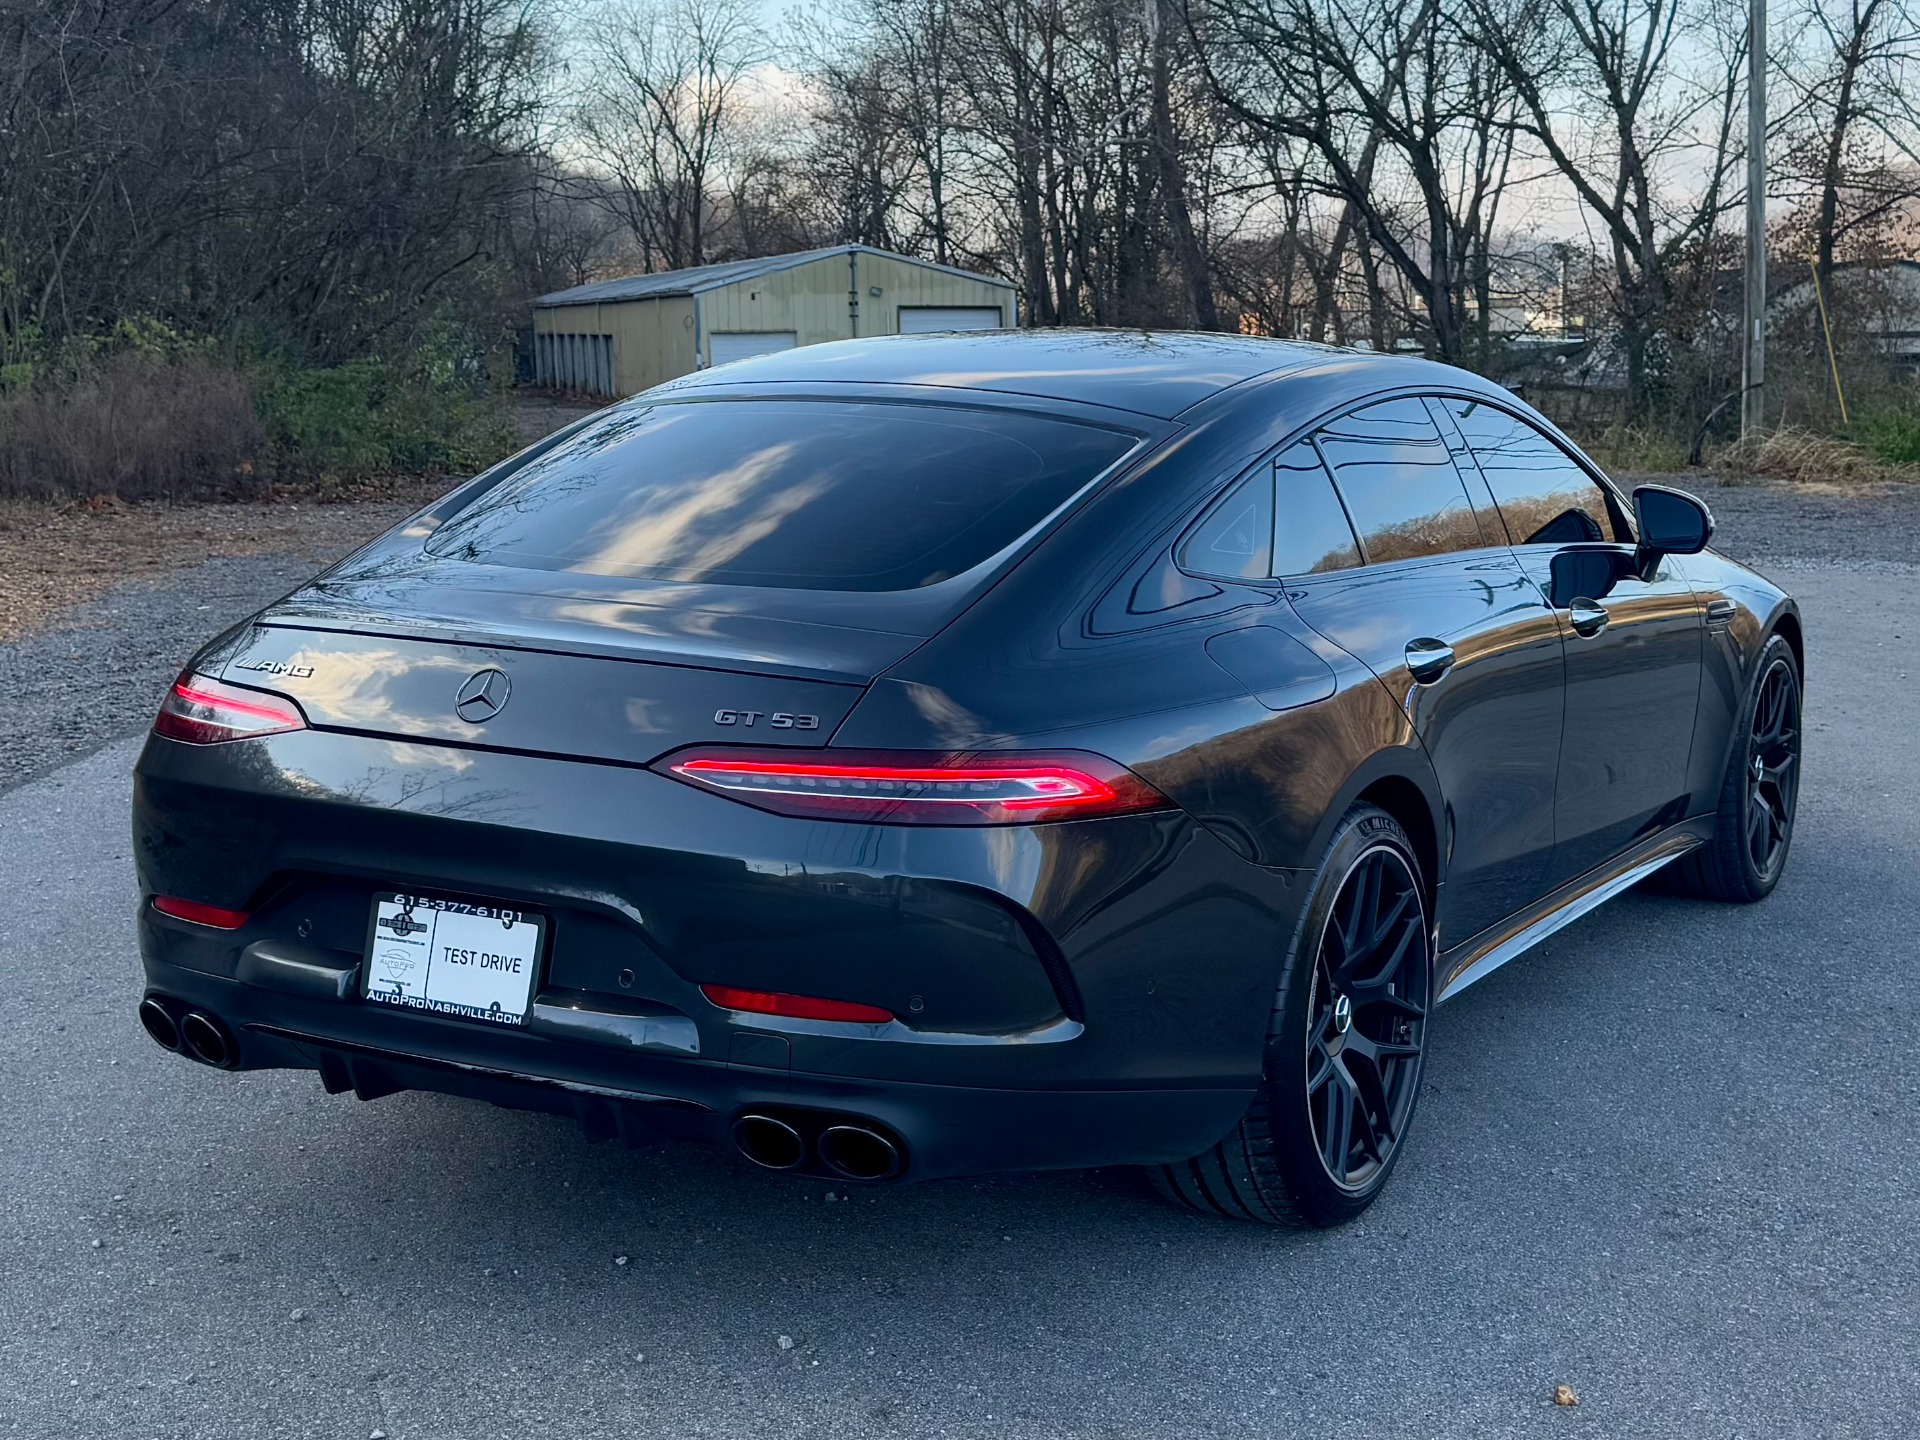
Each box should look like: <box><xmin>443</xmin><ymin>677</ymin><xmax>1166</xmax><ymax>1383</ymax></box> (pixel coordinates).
<box><xmin>1436</xmin><ymin>826</ymin><xmax>1708</xmax><ymax>1003</ymax></box>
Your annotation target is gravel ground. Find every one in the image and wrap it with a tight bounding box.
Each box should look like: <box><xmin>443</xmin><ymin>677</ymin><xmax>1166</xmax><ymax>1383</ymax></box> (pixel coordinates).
<box><xmin>0</xmin><ymin>561</ymin><xmax>1912</xmax><ymax>1439</ymax></box>
<box><xmin>1646</xmin><ymin>472</ymin><xmax>1920</xmax><ymax>570</ymax></box>
<box><xmin>0</xmin><ymin>398</ymin><xmax>604</xmax><ymax>792</ymax></box>
<box><xmin>0</xmin><ymin>525</ymin><xmax>421</xmax><ymax>793</ymax></box>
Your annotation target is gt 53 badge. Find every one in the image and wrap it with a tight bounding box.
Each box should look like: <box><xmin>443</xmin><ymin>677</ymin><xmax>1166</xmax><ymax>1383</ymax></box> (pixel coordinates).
<box><xmin>714</xmin><ymin>709</ymin><xmax>820</xmax><ymax>729</ymax></box>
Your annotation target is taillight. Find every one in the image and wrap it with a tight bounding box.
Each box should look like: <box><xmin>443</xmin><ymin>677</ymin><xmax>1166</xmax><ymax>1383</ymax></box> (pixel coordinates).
<box><xmin>700</xmin><ymin>985</ymin><xmax>893</xmax><ymax>1024</ymax></box>
<box><xmin>153</xmin><ymin>673</ymin><xmax>306</xmax><ymax>745</ymax></box>
<box><xmin>152</xmin><ymin>896</ymin><xmax>250</xmax><ymax>929</ymax></box>
<box><xmin>654</xmin><ymin>747</ymin><xmax>1171</xmax><ymax>825</ymax></box>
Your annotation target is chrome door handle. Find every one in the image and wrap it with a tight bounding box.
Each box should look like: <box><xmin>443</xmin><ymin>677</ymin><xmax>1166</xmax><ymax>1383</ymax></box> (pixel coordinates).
<box><xmin>1568</xmin><ymin>598</ymin><xmax>1610</xmax><ymax>637</ymax></box>
<box><xmin>1404</xmin><ymin>637</ymin><xmax>1455</xmax><ymax>684</ymax></box>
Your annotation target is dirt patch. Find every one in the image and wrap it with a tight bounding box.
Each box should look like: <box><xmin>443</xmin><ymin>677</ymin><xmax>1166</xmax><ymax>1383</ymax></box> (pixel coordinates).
<box><xmin>0</xmin><ymin>483</ymin><xmax>452</xmax><ymax>642</ymax></box>
<box><xmin>0</xmin><ymin>396</ymin><xmax>600</xmax><ymax>642</ymax></box>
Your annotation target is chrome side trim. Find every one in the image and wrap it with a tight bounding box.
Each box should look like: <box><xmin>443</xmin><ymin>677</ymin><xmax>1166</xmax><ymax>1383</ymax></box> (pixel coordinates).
<box><xmin>1437</xmin><ymin>834</ymin><xmax>1703</xmax><ymax>1003</ymax></box>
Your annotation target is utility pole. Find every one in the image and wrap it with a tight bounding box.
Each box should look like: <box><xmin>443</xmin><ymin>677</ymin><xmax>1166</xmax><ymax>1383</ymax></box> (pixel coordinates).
<box><xmin>1742</xmin><ymin>0</ymin><xmax>1767</xmax><ymax>438</ymax></box>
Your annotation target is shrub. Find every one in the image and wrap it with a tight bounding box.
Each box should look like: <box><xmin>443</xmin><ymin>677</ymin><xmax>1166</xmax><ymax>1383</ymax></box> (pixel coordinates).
<box><xmin>253</xmin><ymin>356</ymin><xmax>517</xmax><ymax>487</ymax></box>
<box><xmin>0</xmin><ymin>355</ymin><xmax>263</xmax><ymax>501</ymax></box>
<box><xmin>1852</xmin><ymin>407</ymin><xmax>1920</xmax><ymax>467</ymax></box>
<box><xmin>0</xmin><ymin>341</ymin><xmax>520</xmax><ymax>501</ymax></box>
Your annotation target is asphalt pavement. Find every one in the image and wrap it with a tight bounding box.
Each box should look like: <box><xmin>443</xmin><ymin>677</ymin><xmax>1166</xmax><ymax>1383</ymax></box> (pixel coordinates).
<box><xmin>0</xmin><ymin>559</ymin><xmax>1915</xmax><ymax>1439</ymax></box>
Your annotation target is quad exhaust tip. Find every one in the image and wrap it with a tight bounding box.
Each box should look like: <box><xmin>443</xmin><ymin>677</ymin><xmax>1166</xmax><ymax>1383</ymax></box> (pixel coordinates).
<box><xmin>732</xmin><ymin>1114</ymin><xmax>807</xmax><ymax>1171</ymax></box>
<box><xmin>179</xmin><ymin>1011</ymin><xmax>237</xmax><ymax>1069</ymax></box>
<box><xmin>138</xmin><ymin>996</ymin><xmax>237</xmax><ymax>1068</ymax></box>
<box><xmin>732</xmin><ymin>1113</ymin><xmax>905</xmax><ymax>1180</ymax></box>
<box><xmin>818</xmin><ymin>1124</ymin><xmax>903</xmax><ymax>1182</ymax></box>
<box><xmin>138</xmin><ymin>996</ymin><xmax>181</xmax><ymax>1052</ymax></box>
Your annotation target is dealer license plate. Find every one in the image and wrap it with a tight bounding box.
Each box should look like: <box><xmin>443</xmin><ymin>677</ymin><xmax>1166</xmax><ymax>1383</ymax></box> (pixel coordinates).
<box><xmin>362</xmin><ymin>892</ymin><xmax>545</xmax><ymax>1027</ymax></box>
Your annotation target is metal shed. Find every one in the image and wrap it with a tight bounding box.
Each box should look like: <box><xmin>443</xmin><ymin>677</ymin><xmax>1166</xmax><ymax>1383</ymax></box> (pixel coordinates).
<box><xmin>531</xmin><ymin>244</ymin><xmax>1018</xmax><ymax>397</ymax></box>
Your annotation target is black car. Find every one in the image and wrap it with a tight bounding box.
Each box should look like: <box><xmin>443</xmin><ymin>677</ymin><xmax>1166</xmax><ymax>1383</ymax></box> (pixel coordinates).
<box><xmin>132</xmin><ymin>332</ymin><xmax>1803</xmax><ymax>1226</ymax></box>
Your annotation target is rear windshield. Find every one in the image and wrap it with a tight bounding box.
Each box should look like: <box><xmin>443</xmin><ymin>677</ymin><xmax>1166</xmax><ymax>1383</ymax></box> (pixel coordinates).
<box><xmin>427</xmin><ymin>399</ymin><xmax>1138</xmax><ymax>591</ymax></box>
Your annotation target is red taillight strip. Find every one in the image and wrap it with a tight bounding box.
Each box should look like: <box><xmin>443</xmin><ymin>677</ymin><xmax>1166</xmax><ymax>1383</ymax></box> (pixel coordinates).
<box><xmin>153</xmin><ymin>672</ymin><xmax>306</xmax><ymax>745</ymax></box>
<box><xmin>670</xmin><ymin>757</ymin><xmax>1117</xmax><ymax>810</ymax></box>
<box><xmin>655</xmin><ymin>748</ymin><xmax>1171</xmax><ymax>826</ymax></box>
<box><xmin>168</xmin><ymin>682</ymin><xmax>300</xmax><ymax>726</ymax></box>
<box><xmin>153</xmin><ymin>896</ymin><xmax>250</xmax><ymax>929</ymax></box>
<box><xmin>700</xmin><ymin>984</ymin><xmax>893</xmax><ymax>1024</ymax></box>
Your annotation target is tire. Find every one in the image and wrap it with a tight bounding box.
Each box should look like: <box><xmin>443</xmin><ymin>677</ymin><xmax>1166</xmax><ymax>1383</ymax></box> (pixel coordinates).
<box><xmin>1151</xmin><ymin>803</ymin><xmax>1432</xmax><ymax>1227</ymax></box>
<box><xmin>1668</xmin><ymin>633</ymin><xmax>1802</xmax><ymax>903</ymax></box>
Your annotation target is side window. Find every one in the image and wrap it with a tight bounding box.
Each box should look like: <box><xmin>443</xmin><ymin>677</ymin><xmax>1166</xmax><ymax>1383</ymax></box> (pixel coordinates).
<box><xmin>1443</xmin><ymin>398</ymin><xmax>1622</xmax><ymax>545</ymax></box>
<box><xmin>1315</xmin><ymin>398</ymin><xmax>1486</xmax><ymax>565</ymax></box>
<box><xmin>1178</xmin><ymin>467</ymin><xmax>1274</xmax><ymax>580</ymax></box>
<box><xmin>1273</xmin><ymin>441</ymin><xmax>1361</xmax><ymax>576</ymax></box>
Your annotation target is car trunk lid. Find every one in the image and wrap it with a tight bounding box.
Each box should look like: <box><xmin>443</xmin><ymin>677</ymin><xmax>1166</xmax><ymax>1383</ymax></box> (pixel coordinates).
<box><xmin>215</xmin><ymin>577</ymin><xmax>893</xmax><ymax>762</ymax></box>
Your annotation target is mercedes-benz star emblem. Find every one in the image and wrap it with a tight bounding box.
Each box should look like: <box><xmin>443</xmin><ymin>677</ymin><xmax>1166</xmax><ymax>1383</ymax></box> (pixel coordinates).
<box><xmin>454</xmin><ymin>667</ymin><xmax>511</xmax><ymax>724</ymax></box>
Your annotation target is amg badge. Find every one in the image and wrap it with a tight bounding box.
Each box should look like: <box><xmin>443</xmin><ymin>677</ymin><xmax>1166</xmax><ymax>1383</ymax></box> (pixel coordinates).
<box><xmin>234</xmin><ymin>659</ymin><xmax>315</xmax><ymax>679</ymax></box>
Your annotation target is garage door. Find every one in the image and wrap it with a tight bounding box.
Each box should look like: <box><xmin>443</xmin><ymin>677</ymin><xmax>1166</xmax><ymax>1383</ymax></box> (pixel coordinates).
<box><xmin>709</xmin><ymin>332</ymin><xmax>797</xmax><ymax>366</ymax></box>
<box><xmin>897</xmin><ymin>307</ymin><xmax>1006</xmax><ymax>334</ymax></box>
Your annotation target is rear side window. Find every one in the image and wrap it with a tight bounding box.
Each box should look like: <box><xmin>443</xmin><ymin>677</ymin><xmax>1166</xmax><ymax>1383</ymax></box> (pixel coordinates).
<box><xmin>1274</xmin><ymin>441</ymin><xmax>1361</xmax><ymax>576</ymax></box>
<box><xmin>1316</xmin><ymin>399</ymin><xmax>1486</xmax><ymax>564</ymax></box>
<box><xmin>427</xmin><ymin>400</ymin><xmax>1137</xmax><ymax>591</ymax></box>
<box><xmin>1179</xmin><ymin>470</ymin><xmax>1274</xmax><ymax>580</ymax></box>
<box><xmin>1442</xmin><ymin>398</ymin><xmax>1622</xmax><ymax>545</ymax></box>
<box><xmin>1177</xmin><ymin>441</ymin><xmax>1361</xmax><ymax>581</ymax></box>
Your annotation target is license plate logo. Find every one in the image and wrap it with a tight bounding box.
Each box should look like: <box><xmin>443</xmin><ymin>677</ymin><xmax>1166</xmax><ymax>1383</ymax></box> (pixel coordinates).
<box><xmin>363</xmin><ymin>893</ymin><xmax>543</xmax><ymax>1026</ymax></box>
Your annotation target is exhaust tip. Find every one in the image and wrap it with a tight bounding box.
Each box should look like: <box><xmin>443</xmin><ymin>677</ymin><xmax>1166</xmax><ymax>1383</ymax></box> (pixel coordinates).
<box><xmin>180</xmin><ymin>1011</ymin><xmax>237</xmax><ymax>1069</ymax></box>
<box><xmin>138</xmin><ymin>997</ymin><xmax>181</xmax><ymax>1053</ymax></box>
<box><xmin>818</xmin><ymin>1124</ymin><xmax>903</xmax><ymax>1182</ymax></box>
<box><xmin>732</xmin><ymin>1114</ymin><xmax>806</xmax><ymax>1171</ymax></box>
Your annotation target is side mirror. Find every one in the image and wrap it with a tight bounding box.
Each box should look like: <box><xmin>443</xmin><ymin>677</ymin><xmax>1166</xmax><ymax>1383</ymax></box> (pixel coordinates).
<box><xmin>1633</xmin><ymin>485</ymin><xmax>1713</xmax><ymax>558</ymax></box>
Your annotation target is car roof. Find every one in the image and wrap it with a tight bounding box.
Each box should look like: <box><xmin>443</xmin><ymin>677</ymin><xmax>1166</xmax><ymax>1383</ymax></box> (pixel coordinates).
<box><xmin>651</xmin><ymin>329</ymin><xmax>1419</xmax><ymax>420</ymax></box>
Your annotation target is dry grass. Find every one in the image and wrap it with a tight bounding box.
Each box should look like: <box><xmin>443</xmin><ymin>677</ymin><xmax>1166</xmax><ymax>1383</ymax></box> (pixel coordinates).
<box><xmin>1711</xmin><ymin>427</ymin><xmax>1920</xmax><ymax>489</ymax></box>
<box><xmin>0</xmin><ymin>482</ymin><xmax>449</xmax><ymax>641</ymax></box>
<box><xmin>0</xmin><ymin>356</ymin><xmax>265</xmax><ymax>501</ymax></box>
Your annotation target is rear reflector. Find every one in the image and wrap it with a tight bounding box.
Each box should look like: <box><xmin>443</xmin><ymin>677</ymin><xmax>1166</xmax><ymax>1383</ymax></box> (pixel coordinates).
<box><xmin>154</xmin><ymin>673</ymin><xmax>306</xmax><ymax>745</ymax></box>
<box><xmin>655</xmin><ymin>747</ymin><xmax>1171</xmax><ymax>825</ymax></box>
<box><xmin>152</xmin><ymin>896</ymin><xmax>250</xmax><ymax>929</ymax></box>
<box><xmin>700</xmin><ymin>985</ymin><xmax>894</xmax><ymax>1024</ymax></box>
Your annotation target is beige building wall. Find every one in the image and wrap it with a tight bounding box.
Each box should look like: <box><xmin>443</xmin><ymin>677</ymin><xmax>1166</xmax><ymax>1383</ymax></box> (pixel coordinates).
<box><xmin>533</xmin><ymin>295</ymin><xmax>696</xmax><ymax>395</ymax></box>
<box><xmin>537</xmin><ymin>252</ymin><xmax>1015</xmax><ymax>398</ymax></box>
<box><xmin>699</xmin><ymin>253</ymin><xmax>1012</xmax><ymax>347</ymax></box>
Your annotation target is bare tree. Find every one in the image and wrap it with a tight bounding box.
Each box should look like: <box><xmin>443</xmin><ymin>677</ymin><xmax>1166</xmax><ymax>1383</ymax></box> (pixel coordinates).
<box><xmin>1199</xmin><ymin>0</ymin><xmax>1522</xmax><ymax>362</ymax></box>
<box><xmin>1466</xmin><ymin>0</ymin><xmax>1746</xmax><ymax>408</ymax></box>
<box><xmin>573</xmin><ymin>0</ymin><xmax>766</xmax><ymax>271</ymax></box>
<box><xmin>1776</xmin><ymin>0</ymin><xmax>1920</xmax><ymax>283</ymax></box>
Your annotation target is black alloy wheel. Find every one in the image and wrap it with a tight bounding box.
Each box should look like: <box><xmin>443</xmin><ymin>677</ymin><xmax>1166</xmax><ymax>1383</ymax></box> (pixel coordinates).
<box><xmin>1152</xmin><ymin>804</ymin><xmax>1432</xmax><ymax>1226</ymax></box>
<box><xmin>1669</xmin><ymin>631</ymin><xmax>1803</xmax><ymax>903</ymax></box>
<box><xmin>1745</xmin><ymin>656</ymin><xmax>1800</xmax><ymax>883</ymax></box>
<box><xmin>1306</xmin><ymin>845</ymin><xmax>1429</xmax><ymax>1191</ymax></box>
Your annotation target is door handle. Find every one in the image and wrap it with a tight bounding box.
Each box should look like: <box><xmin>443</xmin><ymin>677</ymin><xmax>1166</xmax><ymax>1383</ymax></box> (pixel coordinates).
<box><xmin>1404</xmin><ymin>637</ymin><xmax>1455</xmax><ymax>684</ymax></box>
<box><xmin>1568</xmin><ymin>598</ymin><xmax>1610</xmax><ymax>638</ymax></box>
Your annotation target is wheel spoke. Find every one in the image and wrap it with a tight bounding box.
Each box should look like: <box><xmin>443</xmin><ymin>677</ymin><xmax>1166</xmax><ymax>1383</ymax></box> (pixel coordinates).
<box><xmin>1306</xmin><ymin>1034</ymin><xmax>1334</xmax><ymax>1093</ymax></box>
<box><xmin>1748</xmin><ymin>788</ymin><xmax>1781</xmax><ymax>866</ymax></box>
<box><xmin>1343</xmin><ymin>1052</ymin><xmax>1393</xmax><ymax>1160</ymax></box>
<box><xmin>1372</xmin><ymin>989</ymin><xmax>1426</xmax><ymax>1019</ymax></box>
<box><xmin>1347</xmin><ymin>916</ymin><xmax>1419</xmax><ymax>994</ymax></box>
<box><xmin>1320</xmin><ymin>1069</ymin><xmax>1355</xmax><ymax>1175</ymax></box>
<box><xmin>1347</xmin><ymin>856</ymin><xmax>1381</xmax><ymax>955</ymax></box>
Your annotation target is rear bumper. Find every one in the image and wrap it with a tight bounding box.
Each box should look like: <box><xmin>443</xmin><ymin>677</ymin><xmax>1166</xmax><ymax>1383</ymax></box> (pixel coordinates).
<box><xmin>133</xmin><ymin>727</ymin><xmax>1310</xmax><ymax>1178</ymax></box>
<box><xmin>137</xmin><ymin>956</ymin><xmax>1253</xmax><ymax>1181</ymax></box>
